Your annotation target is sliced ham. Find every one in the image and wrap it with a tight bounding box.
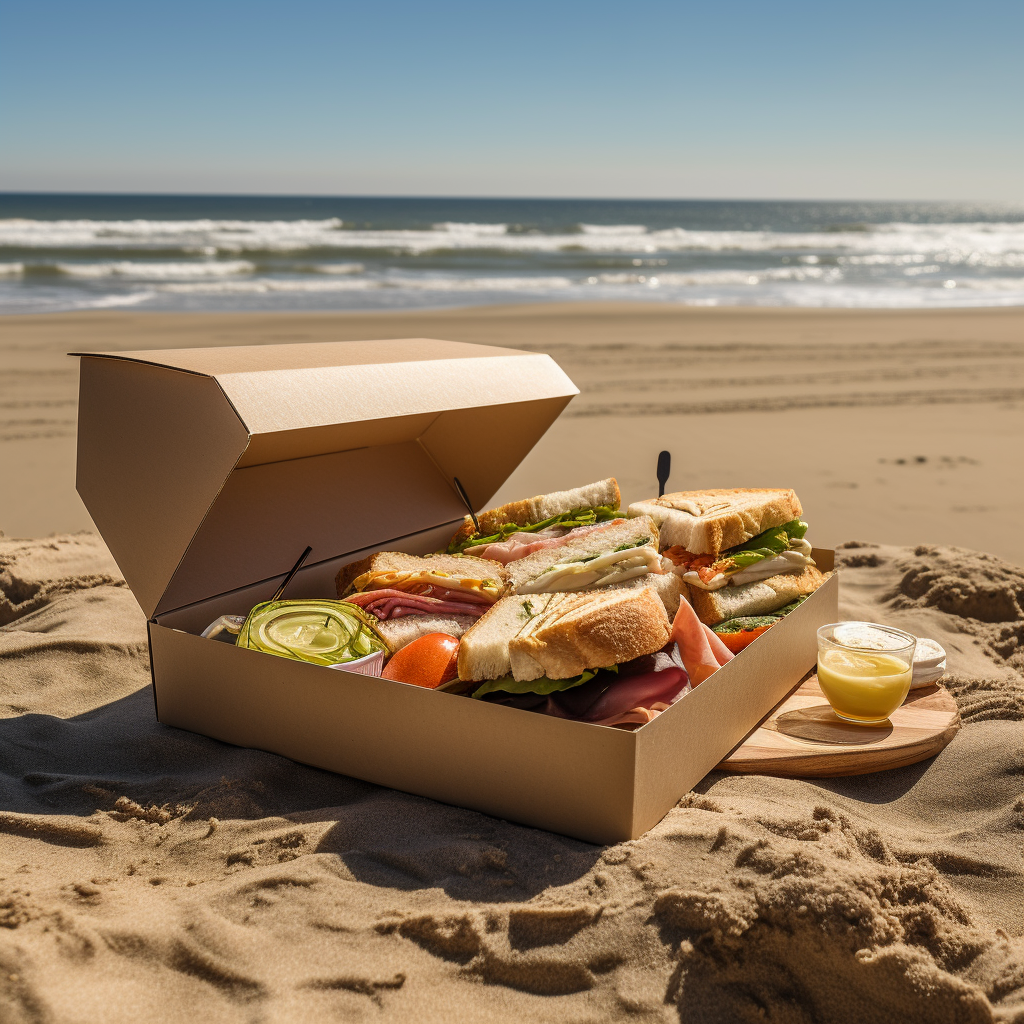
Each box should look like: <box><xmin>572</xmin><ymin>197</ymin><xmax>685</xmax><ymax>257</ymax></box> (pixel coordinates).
<box><xmin>343</xmin><ymin>589</ymin><xmax>490</xmax><ymax>621</ymax></box>
<box><xmin>464</xmin><ymin>519</ymin><xmax>626</xmax><ymax>564</ymax></box>
<box><xmin>670</xmin><ymin>597</ymin><xmax>733</xmax><ymax>685</ymax></box>
<box><xmin>482</xmin><ymin>648</ymin><xmax>690</xmax><ymax>729</ymax></box>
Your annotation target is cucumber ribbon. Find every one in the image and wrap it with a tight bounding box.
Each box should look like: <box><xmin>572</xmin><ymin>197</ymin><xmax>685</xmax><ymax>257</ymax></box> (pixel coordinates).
<box><xmin>237</xmin><ymin>599</ymin><xmax>390</xmax><ymax>668</ymax></box>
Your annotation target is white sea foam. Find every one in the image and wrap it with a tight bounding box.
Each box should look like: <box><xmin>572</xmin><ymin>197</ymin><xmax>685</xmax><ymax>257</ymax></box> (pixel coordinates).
<box><xmin>308</xmin><ymin>262</ymin><xmax>365</xmax><ymax>275</ymax></box>
<box><xmin>56</xmin><ymin>260</ymin><xmax>254</xmax><ymax>279</ymax></box>
<box><xmin>431</xmin><ymin>222</ymin><xmax>508</xmax><ymax>235</ymax></box>
<box><xmin>2</xmin><ymin>217</ymin><xmax>1023</xmax><ymax>261</ymax></box>
<box><xmin>155</xmin><ymin>274</ymin><xmax>575</xmax><ymax>295</ymax></box>
<box><xmin>0</xmin><ymin>262</ymin><xmax>24</xmax><ymax>276</ymax></box>
<box><xmin>579</xmin><ymin>224</ymin><xmax>648</xmax><ymax>235</ymax></box>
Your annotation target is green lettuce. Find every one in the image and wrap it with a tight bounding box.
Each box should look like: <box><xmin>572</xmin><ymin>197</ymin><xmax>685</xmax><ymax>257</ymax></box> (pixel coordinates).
<box><xmin>448</xmin><ymin>505</ymin><xmax>620</xmax><ymax>554</ymax></box>
<box><xmin>722</xmin><ymin>520</ymin><xmax>808</xmax><ymax>571</ymax></box>
<box><xmin>471</xmin><ymin>664</ymin><xmax>617</xmax><ymax>700</ymax></box>
<box><xmin>713</xmin><ymin>614</ymin><xmax>782</xmax><ymax>634</ymax></box>
<box><xmin>713</xmin><ymin>595</ymin><xmax>808</xmax><ymax>634</ymax></box>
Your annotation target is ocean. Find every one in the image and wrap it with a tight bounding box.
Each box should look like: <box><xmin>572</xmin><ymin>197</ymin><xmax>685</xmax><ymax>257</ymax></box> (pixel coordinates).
<box><xmin>1</xmin><ymin>194</ymin><xmax>1022</xmax><ymax>315</ymax></box>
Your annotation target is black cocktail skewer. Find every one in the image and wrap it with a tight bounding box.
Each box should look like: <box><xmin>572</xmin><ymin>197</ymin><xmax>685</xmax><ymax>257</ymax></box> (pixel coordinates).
<box><xmin>453</xmin><ymin>476</ymin><xmax>480</xmax><ymax>532</ymax></box>
<box><xmin>657</xmin><ymin>450</ymin><xmax>671</xmax><ymax>497</ymax></box>
<box><xmin>272</xmin><ymin>545</ymin><xmax>313</xmax><ymax>602</ymax></box>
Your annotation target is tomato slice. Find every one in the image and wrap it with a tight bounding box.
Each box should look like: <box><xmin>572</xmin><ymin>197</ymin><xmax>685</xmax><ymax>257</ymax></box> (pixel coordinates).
<box><xmin>716</xmin><ymin>624</ymin><xmax>773</xmax><ymax>653</ymax></box>
<box><xmin>381</xmin><ymin>632</ymin><xmax>460</xmax><ymax>689</ymax></box>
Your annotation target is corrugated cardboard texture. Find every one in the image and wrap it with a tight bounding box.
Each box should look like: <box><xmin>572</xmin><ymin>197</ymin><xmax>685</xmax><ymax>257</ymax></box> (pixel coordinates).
<box><xmin>75</xmin><ymin>339</ymin><xmax>578</xmax><ymax>617</ymax></box>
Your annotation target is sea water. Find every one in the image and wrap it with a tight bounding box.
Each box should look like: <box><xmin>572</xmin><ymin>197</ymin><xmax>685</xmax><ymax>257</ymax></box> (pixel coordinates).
<box><xmin>1</xmin><ymin>194</ymin><xmax>1022</xmax><ymax>315</ymax></box>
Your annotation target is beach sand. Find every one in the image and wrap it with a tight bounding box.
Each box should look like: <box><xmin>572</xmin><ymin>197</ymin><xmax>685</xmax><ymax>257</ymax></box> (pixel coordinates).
<box><xmin>0</xmin><ymin>304</ymin><xmax>1022</xmax><ymax>1021</ymax></box>
<box><xmin>1</xmin><ymin>304</ymin><xmax>1023</xmax><ymax>563</ymax></box>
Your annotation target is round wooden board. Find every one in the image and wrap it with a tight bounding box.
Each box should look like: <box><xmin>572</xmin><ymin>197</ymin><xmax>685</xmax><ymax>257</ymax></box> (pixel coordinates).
<box><xmin>717</xmin><ymin>674</ymin><xmax>961</xmax><ymax>777</ymax></box>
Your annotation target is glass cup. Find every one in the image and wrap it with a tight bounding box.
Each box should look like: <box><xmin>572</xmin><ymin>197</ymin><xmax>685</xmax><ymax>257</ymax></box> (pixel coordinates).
<box><xmin>816</xmin><ymin>622</ymin><xmax>917</xmax><ymax>725</ymax></box>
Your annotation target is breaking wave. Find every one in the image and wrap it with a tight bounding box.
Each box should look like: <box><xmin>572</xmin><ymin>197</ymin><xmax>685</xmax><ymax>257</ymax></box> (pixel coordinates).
<box><xmin>1</xmin><ymin>198</ymin><xmax>1022</xmax><ymax>313</ymax></box>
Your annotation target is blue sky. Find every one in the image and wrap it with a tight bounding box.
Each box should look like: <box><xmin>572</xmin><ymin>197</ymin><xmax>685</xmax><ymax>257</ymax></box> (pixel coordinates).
<box><xmin>2</xmin><ymin>0</ymin><xmax>1021</xmax><ymax>199</ymax></box>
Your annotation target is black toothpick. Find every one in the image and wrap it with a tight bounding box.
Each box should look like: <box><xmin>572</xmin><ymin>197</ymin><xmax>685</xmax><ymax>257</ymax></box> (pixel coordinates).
<box><xmin>272</xmin><ymin>545</ymin><xmax>313</xmax><ymax>602</ymax></box>
<box><xmin>453</xmin><ymin>476</ymin><xmax>480</xmax><ymax>532</ymax></box>
<box><xmin>657</xmin><ymin>450</ymin><xmax>671</xmax><ymax>497</ymax></box>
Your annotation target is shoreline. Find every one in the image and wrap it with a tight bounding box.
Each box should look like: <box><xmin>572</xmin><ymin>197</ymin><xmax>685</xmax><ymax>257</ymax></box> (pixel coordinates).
<box><xmin>2</xmin><ymin>303</ymin><xmax>1022</xmax><ymax>564</ymax></box>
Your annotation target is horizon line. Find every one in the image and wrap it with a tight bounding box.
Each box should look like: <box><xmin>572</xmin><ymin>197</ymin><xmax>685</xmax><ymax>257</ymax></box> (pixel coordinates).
<box><xmin>0</xmin><ymin>190</ymin><xmax>1021</xmax><ymax>206</ymax></box>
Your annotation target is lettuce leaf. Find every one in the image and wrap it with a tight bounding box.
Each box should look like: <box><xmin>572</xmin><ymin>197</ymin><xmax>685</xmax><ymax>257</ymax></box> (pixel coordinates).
<box><xmin>713</xmin><ymin>614</ymin><xmax>782</xmax><ymax>634</ymax></box>
<box><xmin>716</xmin><ymin>520</ymin><xmax>809</xmax><ymax>573</ymax></box>
<box><xmin>448</xmin><ymin>505</ymin><xmax>620</xmax><ymax>554</ymax></box>
<box><xmin>471</xmin><ymin>664</ymin><xmax>618</xmax><ymax>700</ymax></box>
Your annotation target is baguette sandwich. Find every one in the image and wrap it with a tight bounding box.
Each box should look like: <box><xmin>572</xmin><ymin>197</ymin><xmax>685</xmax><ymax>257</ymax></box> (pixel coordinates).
<box><xmin>336</xmin><ymin>552</ymin><xmax>508</xmax><ymax>651</ymax></box>
<box><xmin>456</xmin><ymin>588</ymin><xmax>688</xmax><ymax>728</ymax></box>
<box><xmin>627</xmin><ymin>488</ymin><xmax>829</xmax><ymax>626</ymax></box>
<box><xmin>447</xmin><ymin>478</ymin><xmax>622</xmax><ymax>563</ymax></box>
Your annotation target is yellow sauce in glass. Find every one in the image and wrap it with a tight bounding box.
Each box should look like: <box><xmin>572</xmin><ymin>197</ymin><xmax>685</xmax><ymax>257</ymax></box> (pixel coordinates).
<box><xmin>817</xmin><ymin>648</ymin><xmax>913</xmax><ymax>723</ymax></box>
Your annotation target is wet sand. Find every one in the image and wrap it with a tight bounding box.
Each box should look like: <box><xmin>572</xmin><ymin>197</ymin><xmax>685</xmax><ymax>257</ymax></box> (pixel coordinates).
<box><xmin>1</xmin><ymin>304</ymin><xmax>1023</xmax><ymax>563</ymax></box>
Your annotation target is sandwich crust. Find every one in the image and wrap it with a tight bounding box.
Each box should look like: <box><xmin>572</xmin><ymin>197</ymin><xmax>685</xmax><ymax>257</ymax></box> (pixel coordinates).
<box><xmin>335</xmin><ymin>550</ymin><xmax>507</xmax><ymax>596</ymax></box>
<box><xmin>509</xmin><ymin>587</ymin><xmax>671</xmax><ymax>680</ymax></box>
<box><xmin>449</xmin><ymin>478</ymin><xmax>620</xmax><ymax>548</ymax></box>
<box><xmin>627</xmin><ymin>488</ymin><xmax>803</xmax><ymax>556</ymax></box>
<box><xmin>687</xmin><ymin>565</ymin><xmax>828</xmax><ymax>625</ymax></box>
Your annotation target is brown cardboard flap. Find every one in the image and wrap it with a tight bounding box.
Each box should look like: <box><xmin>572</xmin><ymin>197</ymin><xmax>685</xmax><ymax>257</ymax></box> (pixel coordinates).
<box><xmin>75</xmin><ymin>339</ymin><xmax>578</xmax><ymax>617</ymax></box>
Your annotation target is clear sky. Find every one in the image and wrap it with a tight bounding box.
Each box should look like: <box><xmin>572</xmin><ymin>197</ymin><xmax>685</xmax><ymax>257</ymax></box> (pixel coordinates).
<box><xmin>2</xmin><ymin>0</ymin><xmax>1021</xmax><ymax>200</ymax></box>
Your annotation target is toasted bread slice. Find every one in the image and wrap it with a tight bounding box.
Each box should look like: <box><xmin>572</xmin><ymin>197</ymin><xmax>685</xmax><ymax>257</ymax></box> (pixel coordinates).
<box><xmin>448</xmin><ymin>478</ymin><xmax>620</xmax><ymax>549</ymax></box>
<box><xmin>336</xmin><ymin>550</ymin><xmax>507</xmax><ymax>596</ymax></box>
<box><xmin>627</xmin><ymin>488</ymin><xmax>803</xmax><ymax>556</ymax></box>
<box><xmin>688</xmin><ymin>565</ymin><xmax>828</xmax><ymax>626</ymax></box>
<box><xmin>509</xmin><ymin>587</ymin><xmax>671</xmax><ymax>681</ymax></box>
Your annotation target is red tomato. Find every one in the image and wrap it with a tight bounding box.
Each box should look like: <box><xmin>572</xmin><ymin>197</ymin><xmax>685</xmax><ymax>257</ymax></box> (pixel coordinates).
<box><xmin>381</xmin><ymin>633</ymin><xmax>460</xmax><ymax>689</ymax></box>
<box><xmin>716</xmin><ymin>624</ymin><xmax>773</xmax><ymax>654</ymax></box>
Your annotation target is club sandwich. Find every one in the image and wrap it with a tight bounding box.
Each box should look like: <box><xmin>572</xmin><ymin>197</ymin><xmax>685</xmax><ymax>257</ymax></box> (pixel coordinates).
<box><xmin>336</xmin><ymin>551</ymin><xmax>508</xmax><ymax>651</ymax></box>
<box><xmin>627</xmin><ymin>488</ymin><xmax>829</xmax><ymax>625</ymax></box>
<box><xmin>505</xmin><ymin>515</ymin><xmax>683</xmax><ymax>615</ymax></box>
<box><xmin>447</xmin><ymin>478</ymin><xmax>622</xmax><ymax>563</ymax></box>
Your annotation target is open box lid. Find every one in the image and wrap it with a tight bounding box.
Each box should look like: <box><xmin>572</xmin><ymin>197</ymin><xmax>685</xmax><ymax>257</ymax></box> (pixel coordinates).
<box><xmin>73</xmin><ymin>339</ymin><xmax>578</xmax><ymax>619</ymax></box>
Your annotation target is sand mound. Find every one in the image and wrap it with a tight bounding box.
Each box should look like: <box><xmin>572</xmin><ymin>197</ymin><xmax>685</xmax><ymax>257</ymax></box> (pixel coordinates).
<box><xmin>0</xmin><ymin>535</ymin><xmax>1021</xmax><ymax>1022</ymax></box>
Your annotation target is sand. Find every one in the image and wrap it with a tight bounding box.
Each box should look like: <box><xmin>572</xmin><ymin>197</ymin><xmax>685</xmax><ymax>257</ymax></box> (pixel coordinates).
<box><xmin>0</xmin><ymin>532</ymin><xmax>1021</xmax><ymax>1022</ymax></box>
<box><xmin>1</xmin><ymin>304</ymin><xmax>1023</xmax><ymax>1021</ymax></box>
<box><xmin>1</xmin><ymin>304</ymin><xmax>1023</xmax><ymax>563</ymax></box>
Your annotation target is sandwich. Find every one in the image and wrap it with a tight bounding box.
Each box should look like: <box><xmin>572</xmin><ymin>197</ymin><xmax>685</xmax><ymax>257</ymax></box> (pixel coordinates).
<box><xmin>336</xmin><ymin>552</ymin><xmax>508</xmax><ymax>651</ymax></box>
<box><xmin>447</xmin><ymin>478</ymin><xmax>622</xmax><ymax>563</ymax></box>
<box><xmin>456</xmin><ymin>588</ymin><xmax>689</xmax><ymax>728</ymax></box>
<box><xmin>627</xmin><ymin>488</ymin><xmax>829</xmax><ymax>626</ymax></box>
<box><xmin>506</xmin><ymin>515</ymin><xmax>683</xmax><ymax>615</ymax></box>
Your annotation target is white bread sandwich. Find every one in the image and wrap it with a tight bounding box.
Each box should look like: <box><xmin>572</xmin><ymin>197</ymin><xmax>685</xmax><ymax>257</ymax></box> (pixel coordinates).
<box><xmin>627</xmin><ymin>488</ymin><xmax>829</xmax><ymax>626</ymax></box>
<box><xmin>336</xmin><ymin>551</ymin><xmax>508</xmax><ymax>652</ymax></box>
<box><xmin>689</xmin><ymin>565</ymin><xmax>828</xmax><ymax>627</ymax></box>
<box><xmin>447</xmin><ymin>478</ymin><xmax>622</xmax><ymax>563</ymax></box>
<box><xmin>456</xmin><ymin>588</ymin><xmax>688</xmax><ymax>728</ymax></box>
<box><xmin>508</xmin><ymin>515</ymin><xmax>666</xmax><ymax>595</ymax></box>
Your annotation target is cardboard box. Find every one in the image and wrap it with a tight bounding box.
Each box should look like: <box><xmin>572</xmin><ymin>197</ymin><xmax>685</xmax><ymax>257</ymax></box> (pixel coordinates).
<box><xmin>74</xmin><ymin>338</ymin><xmax>838</xmax><ymax>845</ymax></box>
